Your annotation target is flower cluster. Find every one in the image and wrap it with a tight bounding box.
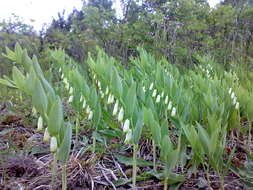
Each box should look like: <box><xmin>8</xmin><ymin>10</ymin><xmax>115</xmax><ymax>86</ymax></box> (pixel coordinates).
<box><xmin>123</xmin><ymin>119</ymin><xmax>132</xmax><ymax>144</ymax></box>
<box><xmin>228</xmin><ymin>88</ymin><xmax>239</xmax><ymax>110</ymax></box>
<box><xmin>149</xmin><ymin>82</ymin><xmax>177</xmax><ymax>117</ymax></box>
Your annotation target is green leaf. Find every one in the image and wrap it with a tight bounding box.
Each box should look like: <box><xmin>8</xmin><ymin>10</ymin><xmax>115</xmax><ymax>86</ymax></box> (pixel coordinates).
<box><xmin>48</xmin><ymin>96</ymin><xmax>63</xmax><ymax>136</ymax></box>
<box><xmin>12</xmin><ymin>66</ymin><xmax>25</xmax><ymax>90</ymax></box>
<box><xmin>32</xmin><ymin>77</ymin><xmax>48</xmax><ymax>114</ymax></box>
<box><xmin>57</xmin><ymin>123</ymin><xmax>72</xmax><ymax>163</ymax></box>
<box><xmin>111</xmin><ymin>68</ymin><xmax>123</xmax><ymax>97</ymax></box>
<box><xmin>32</xmin><ymin>55</ymin><xmax>44</xmax><ymax>78</ymax></box>
<box><xmin>150</xmin><ymin>120</ymin><xmax>161</xmax><ymax>146</ymax></box>
<box><xmin>93</xmin><ymin>101</ymin><xmax>101</xmax><ymax>127</ymax></box>
<box><xmin>114</xmin><ymin>154</ymin><xmax>153</xmax><ymax>167</ymax></box>
<box><xmin>132</xmin><ymin>111</ymin><xmax>144</xmax><ymax>145</ymax></box>
<box><xmin>197</xmin><ymin>123</ymin><xmax>210</xmax><ymax>154</ymax></box>
<box><xmin>125</xmin><ymin>83</ymin><xmax>137</xmax><ymax>118</ymax></box>
<box><xmin>0</xmin><ymin>78</ymin><xmax>16</xmax><ymax>88</ymax></box>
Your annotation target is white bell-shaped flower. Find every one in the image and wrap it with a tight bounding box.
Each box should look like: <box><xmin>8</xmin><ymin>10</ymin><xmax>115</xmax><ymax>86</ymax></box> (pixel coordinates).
<box><xmin>171</xmin><ymin>107</ymin><xmax>176</xmax><ymax>117</ymax></box>
<box><xmin>161</xmin><ymin>91</ymin><xmax>164</xmax><ymax>98</ymax></box>
<box><xmin>97</xmin><ymin>81</ymin><xmax>101</xmax><ymax>88</ymax></box>
<box><xmin>88</xmin><ymin>111</ymin><xmax>93</xmax><ymax>120</ymax></box>
<box><xmin>231</xmin><ymin>92</ymin><xmax>235</xmax><ymax>99</ymax></box>
<box><xmin>68</xmin><ymin>95</ymin><xmax>74</xmax><ymax>103</ymax></box>
<box><xmin>228</xmin><ymin>88</ymin><xmax>232</xmax><ymax>94</ymax></box>
<box><xmin>233</xmin><ymin>97</ymin><xmax>237</xmax><ymax>105</ymax></box>
<box><xmin>86</xmin><ymin>106</ymin><xmax>90</xmax><ymax>114</ymax></box>
<box><xmin>124</xmin><ymin>130</ymin><xmax>132</xmax><ymax>144</ymax></box>
<box><xmin>101</xmin><ymin>92</ymin><xmax>105</xmax><ymax>98</ymax></box>
<box><xmin>123</xmin><ymin>119</ymin><xmax>130</xmax><ymax>133</ymax></box>
<box><xmin>164</xmin><ymin>96</ymin><xmax>168</xmax><ymax>105</ymax></box>
<box><xmin>80</xmin><ymin>95</ymin><xmax>83</xmax><ymax>102</ymax></box>
<box><xmin>112</xmin><ymin>100</ymin><xmax>119</xmax><ymax>116</ymax></box>
<box><xmin>32</xmin><ymin>107</ymin><xmax>37</xmax><ymax>116</ymax></box>
<box><xmin>105</xmin><ymin>87</ymin><xmax>109</xmax><ymax>95</ymax></box>
<box><xmin>156</xmin><ymin>95</ymin><xmax>161</xmax><ymax>103</ymax></box>
<box><xmin>149</xmin><ymin>83</ymin><xmax>154</xmax><ymax>90</ymax></box>
<box><xmin>118</xmin><ymin>107</ymin><xmax>124</xmax><ymax>122</ymax></box>
<box><xmin>107</xmin><ymin>94</ymin><xmax>114</xmax><ymax>104</ymax></box>
<box><xmin>43</xmin><ymin>128</ymin><xmax>50</xmax><ymax>143</ymax></box>
<box><xmin>50</xmin><ymin>136</ymin><xmax>58</xmax><ymax>152</ymax></box>
<box><xmin>65</xmin><ymin>82</ymin><xmax>70</xmax><ymax>91</ymax></box>
<box><xmin>167</xmin><ymin>101</ymin><xmax>172</xmax><ymax>110</ymax></box>
<box><xmin>235</xmin><ymin>102</ymin><xmax>239</xmax><ymax>110</ymax></box>
<box><xmin>37</xmin><ymin>116</ymin><xmax>43</xmax><ymax>131</ymax></box>
<box><xmin>82</xmin><ymin>99</ymin><xmax>86</xmax><ymax>109</ymax></box>
<box><xmin>63</xmin><ymin>78</ymin><xmax>67</xmax><ymax>84</ymax></box>
<box><xmin>152</xmin><ymin>89</ymin><xmax>157</xmax><ymax>97</ymax></box>
<box><xmin>69</xmin><ymin>87</ymin><xmax>73</xmax><ymax>94</ymax></box>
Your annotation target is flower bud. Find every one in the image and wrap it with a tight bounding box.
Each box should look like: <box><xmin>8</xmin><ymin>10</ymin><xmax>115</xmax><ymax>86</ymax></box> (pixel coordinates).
<box><xmin>152</xmin><ymin>89</ymin><xmax>157</xmax><ymax>97</ymax></box>
<box><xmin>164</xmin><ymin>96</ymin><xmax>168</xmax><ymax>105</ymax></box>
<box><xmin>149</xmin><ymin>83</ymin><xmax>154</xmax><ymax>90</ymax></box>
<box><xmin>37</xmin><ymin>116</ymin><xmax>43</xmax><ymax>131</ymax></box>
<box><xmin>88</xmin><ymin>111</ymin><xmax>93</xmax><ymax>120</ymax></box>
<box><xmin>50</xmin><ymin>136</ymin><xmax>58</xmax><ymax>152</ymax></box>
<box><xmin>156</xmin><ymin>95</ymin><xmax>161</xmax><ymax>103</ymax></box>
<box><xmin>69</xmin><ymin>87</ymin><xmax>73</xmax><ymax>94</ymax></box>
<box><xmin>68</xmin><ymin>95</ymin><xmax>74</xmax><ymax>103</ymax></box>
<box><xmin>235</xmin><ymin>102</ymin><xmax>239</xmax><ymax>110</ymax></box>
<box><xmin>108</xmin><ymin>94</ymin><xmax>114</xmax><ymax>104</ymax></box>
<box><xmin>118</xmin><ymin>107</ymin><xmax>124</xmax><ymax>122</ymax></box>
<box><xmin>43</xmin><ymin>128</ymin><xmax>50</xmax><ymax>143</ymax></box>
<box><xmin>80</xmin><ymin>95</ymin><xmax>83</xmax><ymax>102</ymax></box>
<box><xmin>111</xmin><ymin>95</ymin><xmax>114</xmax><ymax>104</ymax></box>
<box><xmin>161</xmin><ymin>91</ymin><xmax>164</xmax><ymax>98</ymax></box>
<box><xmin>65</xmin><ymin>82</ymin><xmax>70</xmax><ymax>91</ymax></box>
<box><xmin>63</xmin><ymin>78</ymin><xmax>68</xmax><ymax>85</ymax></box>
<box><xmin>86</xmin><ymin>106</ymin><xmax>90</xmax><ymax>114</ymax></box>
<box><xmin>61</xmin><ymin>73</ymin><xmax>64</xmax><ymax>79</ymax></box>
<box><xmin>168</xmin><ymin>101</ymin><xmax>172</xmax><ymax>111</ymax></box>
<box><xmin>105</xmin><ymin>87</ymin><xmax>109</xmax><ymax>95</ymax></box>
<box><xmin>112</xmin><ymin>100</ymin><xmax>119</xmax><ymax>116</ymax></box>
<box><xmin>101</xmin><ymin>92</ymin><xmax>105</xmax><ymax>98</ymax></box>
<box><xmin>97</xmin><ymin>81</ymin><xmax>101</xmax><ymax>88</ymax></box>
<box><xmin>124</xmin><ymin>130</ymin><xmax>132</xmax><ymax>144</ymax></box>
<box><xmin>107</xmin><ymin>94</ymin><xmax>111</xmax><ymax>104</ymax></box>
<box><xmin>233</xmin><ymin>97</ymin><xmax>237</xmax><ymax>105</ymax></box>
<box><xmin>82</xmin><ymin>99</ymin><xmax>86</xmax><ymax>109</ymax></box>
<box><xmin>231</xmin><ymin>92</ymin><xmax>235</xmax><ymax>99</ymax></box>
<box><xmin>142</xmin><ymin>86</ymin><xmax>146</xmax><ymax>93</ymax></box>
<box><xmin>123</xmin><ymin>119</ymin><xmax>130</xmax><ymax>133</ymax></box>
<box><xmin>59</xmin><ymin>68</ymin><xmax>62</xmax><ymax>73</ymax></box>
<box><xmin>171</xmin><ymin>107</ymin><xmax>176</xmax><ymax>117</ymax></box>
<box><xmin>32</xmin><ymin>107</ymin><xmax>37</xmax><ymax>116</ymax></box>
<box><xmin>228</xmin><ymin>88</ymin><xmax>232</xmax><ymax>94</ymax></box>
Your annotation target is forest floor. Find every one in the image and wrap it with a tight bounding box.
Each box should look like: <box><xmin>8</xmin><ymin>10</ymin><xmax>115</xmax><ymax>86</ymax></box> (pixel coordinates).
<box><xmin>0</xmin><ymin>103</ymin><xmax>252</xmax><ymax>190</ymax></box>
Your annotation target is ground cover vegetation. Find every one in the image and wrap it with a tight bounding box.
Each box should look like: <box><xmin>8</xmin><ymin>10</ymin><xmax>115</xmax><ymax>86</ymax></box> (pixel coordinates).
<box><xmin>0</xmin><ymin>0</ymin><xmax>253</xmax><ymax>189</ymax></box>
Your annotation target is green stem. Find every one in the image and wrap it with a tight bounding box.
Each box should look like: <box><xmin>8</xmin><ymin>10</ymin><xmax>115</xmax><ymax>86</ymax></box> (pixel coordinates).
<box><xmin>62</xmin><ymin>164</ymin><xmax>67</xmax><ymax>190</ymax></box>
<box><xmin>152</xmin><ymin>140</ymin><xmax>156</xmax><ymax>172</ymax></box>
<box><xmin>51</xmin><ymin>153</ymin><xmax>57</xmax><ymax>189</ymax></box>
<box><xmin>132</xmin><ymin>144</ymin><xmax>138</xmax><ymax>190</ymax></box>
<box><xmin>204</xmin><ymin>164</ymin><xmax>212</xmax><ymax>189</ymax></box>
<box><xmin>219</xmin><ymin>172</ymin><xmax>224</xmax><ymax>190</ymax></box>
<box><xmin>164</xmin><ymin>177</ymin><xmax>168</xmax><ymax>190</ymax></box>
